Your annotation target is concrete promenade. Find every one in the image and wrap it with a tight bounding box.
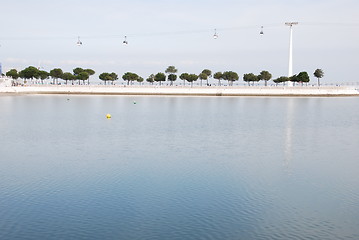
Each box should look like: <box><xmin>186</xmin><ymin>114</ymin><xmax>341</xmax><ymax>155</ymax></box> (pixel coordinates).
<box><xmin>1</xmin><ymin>85</ymin><xmax>359</xmax><ymax>97</ymax></box>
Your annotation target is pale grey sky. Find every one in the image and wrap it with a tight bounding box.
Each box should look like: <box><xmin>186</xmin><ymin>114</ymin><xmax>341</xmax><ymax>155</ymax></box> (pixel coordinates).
<box><xmin>1</xmin><ymin>0</ymin><xmax>358</xmax><ymax>84</ymax></box>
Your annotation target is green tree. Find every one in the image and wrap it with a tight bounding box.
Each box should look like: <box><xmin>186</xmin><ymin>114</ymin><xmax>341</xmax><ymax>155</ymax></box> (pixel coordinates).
<box><xmin>243</xmin><ymin>73</ymin><xmax>258</xmax><ymax>86</ymax></box>
<box><xmin>110</xmin><ymin>72</ymin><xmax>118</xmax><ymax>85</ymax></box>
<box><xmin>273</xmin><ymin>76</ymin><xmax>289</xmax><ymax>86</ymax></box>
<box><xmin>84</xmin><ymin>69</ymin><xmax>95</xmax><ymax>85</ymax></box>
<box><xmin>49</xmin><ymin>68</ymin><xmax>63</xmax><ymax>85</ymax></box>
<box><xmin>99</xmin><ymin>72</ymin><xmax>112</xmax><ymax>85</ymax></box>
<box><xmin>19</xmin><ymin>66</ymin><xmax>40</xmax><ymax>84</ymax></box>
<box><xmin>222</xmin><ymin>71</ymin><xmax>239</xmax><ymax>86</ymax></box>
<box><xmin>6</xmin><ymin>69</ymin><xmax>19</xmax><ymax>79</ymax></box>
<box><xmin>314</xmin><ymin>69</ymin><xmax>324</xmax><ymax>87</ymax></box>
<box><xmin>154</xmin><ymin>72</ymin><xmax>166</xmax><ymax>85</ymax></box>
<box><xmin>39</xmin><ymin>70</ymin><xmax>49</xmax><ymax>84</ymax></box>
<box><xmin>297</xmin><ymin>71</ymin><xmax>310</xmax><ymax>85</ymax></box>
<box><xmin>258</xmin><ymin>70</ymin><xmax>272</xmax><ymax>86</ymax></box>
<box><xmin>165</xmin><ymin>66</ymin><xmax>178</xmax><ymax>86</ymax></box>
<box><xmin>73</xmin><ymin>67</ymin><xmax>84</xmax><ymax>76</ymax></box>
<box><xmin>62</xmin><ymin>72</ymin><xmax>75</xmax><ymax>85</ymax></box>
<box><xmin>187</xmin><ymin>74</ymin><xmax>198</xmax><ymax>87</ymax></box>
<box><xmin>122</xmin><ymin>72</ymin><xmax>139</xmax><ymax>85</ymax></box>
<box><xmin>179</xmin><ymin>73</ymin><xmax>189</xmax><ymax>86</ymax></box>
<box><xmin>198</xmin><ymin>73</ymin><xmax>208</xmax><ymax>86</ymax></box>
<box><xmin>168</xmin><ymin>74</ymin><xmax>177</xmax><ymax>86</ymax></box>
<box><xmin>213</xmin><ymin>72</ymin><xmax>223</xmax><ymax>86</ymax></box>
<box><xmin>146</xmin><ymin>74</ymin><xmax>155</xmax><ymax>85</ymax></box>
<box><xmin>201</xmin><ymin>69</ymin><xmax>212</xmax><ymax>85</ymax></box>
<box><xmin>202</xmin><ymin>69</ymin><xmax>212</xmax><ymax>76</ymax></box>
<box><xmin>73</xmin><ymin>67</ymin><xmax>83</xmax><ymax>85</ymax></box>
<box><xmin>165</xmin><ymin>66</ymin><xmax>177</xmax><ymax>74</ymax></box>
<box><xmin>77</xmin><ymin>71</ymin><xmax>89</xmax><ymax>85</ymax></box>
<box><xmin>289</xmin><ymin>74</ymin><xmax>299</xmax><ymax>86</ymax></box>
<box><xmin>137</xmin><ymin>76</ymin><xmax>144</xmax><ymax>85</ymax></box>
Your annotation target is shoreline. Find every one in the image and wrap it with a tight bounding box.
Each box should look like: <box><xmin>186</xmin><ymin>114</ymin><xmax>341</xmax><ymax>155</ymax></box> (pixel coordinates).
<box><xmin>1</xmin><ymin>85</ymin><xmax>359</xmax><ymax>97</ymax></box>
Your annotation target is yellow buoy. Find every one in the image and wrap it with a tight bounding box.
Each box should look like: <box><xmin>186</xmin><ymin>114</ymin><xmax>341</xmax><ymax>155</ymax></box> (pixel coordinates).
<box><xmin>106</xmin><ymin>114</ymin><xmax>112</xmax><ymax>119</ymax></box>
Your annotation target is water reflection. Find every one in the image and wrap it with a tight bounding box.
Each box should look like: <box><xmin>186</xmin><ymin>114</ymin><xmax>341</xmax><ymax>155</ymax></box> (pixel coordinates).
<box><xmin>284</xmin><ymin>98</ymin><xmax>294</xmax><ymax>172</ymax></box>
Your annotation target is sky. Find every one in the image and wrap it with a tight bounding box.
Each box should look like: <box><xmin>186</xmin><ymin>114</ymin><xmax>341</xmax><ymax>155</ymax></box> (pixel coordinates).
<box><xmin>1</xmin><ymin>0</ymin><xmax>358</xmax><ymax>84</ymax></box>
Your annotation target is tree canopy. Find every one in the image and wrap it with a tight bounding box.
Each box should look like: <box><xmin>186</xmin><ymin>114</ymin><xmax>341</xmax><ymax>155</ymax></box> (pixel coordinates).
<box><xmin>49</xmin><ymin>68</ymin><xmax>63</xmax><ymax>84</ymax></box>
<box><xmin>213</xmin><ymin>72</ymin><xmax>223</xmax><ymax>86</ymax></box>
<box><xmin>154</xmin><ymin>72</ymin><xmax>166</xmax><ymax>85</ymax></box>
<box><xmin>165</xmin><ymin>66</ymin><xmax>177</xmax><ymax>74</ymax></box>
<box><xmin>77</xmin><ymin>71</ymin><xmax>90</xmax><ymax>84</ymax></box>
<box><xmin>62</xmin><ymin>72</ymin><xmax>75</xmax><ymax>84</ymax></box>
<box><xmin>99</xmin><ymin>72</ymin><xmax>118</xmax><ymax>85</ymax></box>
<box><xmin>165</xmin><ymin>66</ymin><xmax>177</xmax><ymax>86</ymax></box>
<box><xmin>297</xmin><ymin>71</ymin><xmax>310</xmax><ymax>85</ymax></box>
<box><xmin>187</xmin><ymin>74</ymin><xmax>198</xmax><ymax>87</ymax></box>
<box><xmin>146</xmin><ymin>74</ymin><xmax>155</xmax><ymax>84</ymax></box>
<box><xmin>314</xmin><ymin>69</ymin><xmax>324</xmax><ymax>86</ymax></box>
<box><xmin>222</xmin><ymin>71</ymin><xmax>239</xmax><ymax>86</ymax></box>
<box><xmin>73</xmin><ymin>67</ymin><xmax>84</xmax><ymax>76</ymax></box>
<box><xmin>273</xmin><ymin>76</ymin><xmax>289</xmax><ymax>85</ymax></box>
<box><xmin>201</xmin><ymin>69</ymin><xmax>212</xmax><ymax>77</ymax></box>
<box><xmin>258</xmin><ymin>70</ymin><xmax>272</xmax><ymax>86</ymax></box>
<box><xmin>19</xmin><ymin>66</ymin><xmax>39</xmax><ymax>81</ymax></box>
<box><xmin>38</xmin><ymin>70</ymin><xmax>49</xmax><ymax>83</ymax></box>
<box><xmin>6</xmin><ymin>69</ymin><xmax>19</xmax><ymax>79</ymax></box>
<box><xmin>198</xmin><ymin>73</ymin><xmax>208</xmax><ymax>86</ymax></box>
<box><xmin>84</xmin><ymin>69</ymin><xmax>95</xmax><ymax>76</ymax></box>
<box><xmin>179</xmin><ymin>73</ymin><xmax>189</xmax><ymax>86</ymax></box>
<box><xmin>168</xmin><ymin>74</ymin><xmax>177</xmax><ymax>85</ymax></box>
<box><xmin>122</xmin><ymin>72</ymin><xmax>140</xmax><ymax>85</ymax></box>
<box><xmin>243</xmin><ymin>73</ymin><xmax>258</xmax><ymax>86</ymax></box>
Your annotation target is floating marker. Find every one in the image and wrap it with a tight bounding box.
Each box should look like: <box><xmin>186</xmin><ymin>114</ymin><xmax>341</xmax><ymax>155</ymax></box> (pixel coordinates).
<box><xmin>106</xmin><ymin>114</ymin><xmax>112</xmax><ymax>119</ymax></box>
<box><xmin>133</xmin><ymin>101</ymin><xmax>137</xmax><ymax>104</ymax></box>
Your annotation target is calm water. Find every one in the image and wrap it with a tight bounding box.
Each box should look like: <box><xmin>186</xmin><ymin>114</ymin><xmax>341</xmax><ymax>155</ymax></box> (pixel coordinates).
<box><xmin>0</xmin><ymin>95</ymin><xmax>358</xmax><ymax>240</ymax></box>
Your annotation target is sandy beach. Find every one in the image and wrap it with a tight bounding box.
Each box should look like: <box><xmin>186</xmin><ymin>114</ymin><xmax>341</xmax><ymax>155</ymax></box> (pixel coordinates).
<box><xmin>1</xmin><ymin>85</ymin><xmax>359</xmax><ymax>97</ymax></box>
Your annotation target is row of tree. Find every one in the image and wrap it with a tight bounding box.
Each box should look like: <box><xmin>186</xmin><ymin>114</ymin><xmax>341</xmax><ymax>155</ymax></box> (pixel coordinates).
<box><xmin>5</xmin><ymin>65</ymin><xmax>325</xmax><ymax>86</ymax></box>
<box><xmin>6</xmin><ymin>67</ymin><xmax>95</xmax><ymax>85</ymax></box>
<box><xmin>121</xmin><ymin>67</ymin><xmax>324</xmax><ymax>87</ymax></box>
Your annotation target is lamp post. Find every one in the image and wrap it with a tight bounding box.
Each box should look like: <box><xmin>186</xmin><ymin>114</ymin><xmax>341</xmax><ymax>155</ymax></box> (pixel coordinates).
<box><xmin>285</xmin><ymin>22</ymin><xmax>298</xmax><ymax>86</ymax></box>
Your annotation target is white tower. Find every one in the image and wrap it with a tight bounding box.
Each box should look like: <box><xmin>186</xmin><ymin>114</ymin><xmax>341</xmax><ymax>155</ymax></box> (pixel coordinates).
<box><xmin>285</xmin><ymin>22</ymin><xmax>298</xmax><ymax>87</ymax></box>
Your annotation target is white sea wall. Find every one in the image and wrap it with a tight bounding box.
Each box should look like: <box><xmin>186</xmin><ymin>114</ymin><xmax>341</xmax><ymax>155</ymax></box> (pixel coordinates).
<box><xmin>1</xmin><ymin>85</ymin><xmax>359</xmax><ymax>96</ymax></box>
